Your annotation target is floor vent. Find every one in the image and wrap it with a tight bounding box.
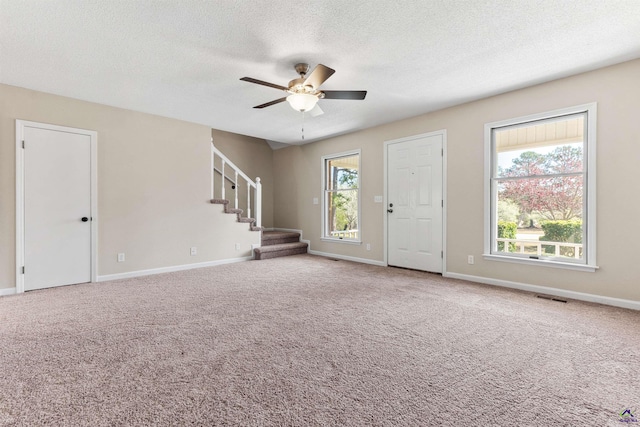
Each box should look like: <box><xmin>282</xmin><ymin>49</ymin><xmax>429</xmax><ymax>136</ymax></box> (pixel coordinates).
<box><xmin>536</xmin><ymin>294</ymin><xmax>568</xmax><ymax>303</ymax></box>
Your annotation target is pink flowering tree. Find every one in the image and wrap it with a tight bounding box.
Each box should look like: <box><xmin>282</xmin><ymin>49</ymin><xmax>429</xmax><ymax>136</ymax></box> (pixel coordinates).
<box><xmin>499</xmin><ymin>146</ymin><xmax>583</xmax><ymax>221</ymax></box>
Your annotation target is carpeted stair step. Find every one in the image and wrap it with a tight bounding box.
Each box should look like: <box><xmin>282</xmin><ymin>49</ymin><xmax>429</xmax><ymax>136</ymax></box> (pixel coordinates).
<box><xmin>261</xmin><ymin>231</ymin><xmax>301</xmax><ymax>246</ymax></box>
<box><xmin>210</xmin><ymin>198</ymin><xmax>262</xmax><ymax>231</ymax></box>
<box><xmin>254</xmin><ymin>241</ymin><xmax>309</xmax><ymax>260</ymax></box>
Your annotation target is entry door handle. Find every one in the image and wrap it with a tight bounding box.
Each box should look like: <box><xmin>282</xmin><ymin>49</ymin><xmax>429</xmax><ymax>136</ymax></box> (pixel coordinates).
<box><xmin>81</xmin><ymin>217</ymin><xmax>89</xmax><ymax>222</ymax></box>
<box><xmin>387</xmin><ymin>209</ymin><xmax>393</xmax><ymax>213</ymax></box>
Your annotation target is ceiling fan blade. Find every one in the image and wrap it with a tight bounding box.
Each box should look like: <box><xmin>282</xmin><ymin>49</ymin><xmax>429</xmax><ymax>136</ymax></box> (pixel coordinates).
<box><xmin>240</xmin><ymin>77</ymin><xmax>288</xmax><ymax>91</ymax></box>
<box><xmin>253</xmin><ymin>97</ymin><xmax>287</xmax><ymax>109</ymax></box>
<box><xmin>303</xmin><ymin>64</ymin><xmax>335</xmax><ymax>89</ymax></box>
<box><xmin>322</xmin><ymin>90</ymin><xmax>367</xmax><ymax>100</ymax></box>
<box><xmin>308</xmin><ymin>104</ymin><xmax>324</xmax><ymax>117</ymax></box>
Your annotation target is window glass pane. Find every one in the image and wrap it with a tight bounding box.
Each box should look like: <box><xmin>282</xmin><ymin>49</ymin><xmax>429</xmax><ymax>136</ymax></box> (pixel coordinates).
<box><xmin>326</xmin><ymin>189</ymin><xmax>359</xmax><ymax>239</ymax></box>
<box><xmin>324</xmin><ymin>152</ymin><xmax>360</xmax><ymax>241</ymax></box>
<box><xmin>327</xmin><ymin>155</ymin><xmax>359</xmax><ymax>190</ymax></box>
<box><xmin>496</xmin><ymin>176</ymin><xmax>583</xmax><ymax>260</ymax></box>
<box><xmin>495</xmin><ymin>115</ymin><xmax>584</xmax><ymax>178</ymax></box>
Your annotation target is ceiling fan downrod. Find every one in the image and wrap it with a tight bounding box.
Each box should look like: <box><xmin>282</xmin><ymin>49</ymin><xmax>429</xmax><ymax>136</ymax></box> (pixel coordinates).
<box><xmin>294</xmin><ymin>63</ymin><xmax>310</xmax><ymax>78</ymax></box>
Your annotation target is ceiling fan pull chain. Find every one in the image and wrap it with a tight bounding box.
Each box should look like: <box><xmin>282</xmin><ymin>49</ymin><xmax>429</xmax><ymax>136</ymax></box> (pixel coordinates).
<box><xmin>301</xmin><ymin>111</ymin><xmax>305</xmax><ymax>140</ymax></box>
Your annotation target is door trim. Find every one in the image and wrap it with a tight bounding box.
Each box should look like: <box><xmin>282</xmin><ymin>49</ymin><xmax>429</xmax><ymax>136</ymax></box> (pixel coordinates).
<box><xmin>383</xmin><ymin>130</ymin><xmax>447</xmax><ymax>273</ymax></box>
<box><xmin>15</xmin><ymin>120</ymin><xmax>98</xmax><ymax>293</ymax></box>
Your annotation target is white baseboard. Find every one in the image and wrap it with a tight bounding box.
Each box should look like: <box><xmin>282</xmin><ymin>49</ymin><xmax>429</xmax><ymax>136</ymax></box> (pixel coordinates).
<box><xmin>308</xmin><ymin>249</ymin><xmax>386</xmax><ymax>267</ymax></box>
<box><xmin>0</xmin><ymin>287</ymin><xmax>17</xmax><ymax>297</ymax></box>
<box><xmin>444</xmin><ymin>272</ymin><xmax>640</xmax><ymax>311</ymax></box>
<box><xmin>97</xmin><ymin>256</ymin><xmax>253</xmax><ymax>282</ymax></box>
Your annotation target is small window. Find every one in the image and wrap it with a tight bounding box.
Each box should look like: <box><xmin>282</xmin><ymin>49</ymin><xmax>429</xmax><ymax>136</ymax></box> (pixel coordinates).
<box><xmin>322</xmin><ymin>151</ymin><xmax>360</xmax><ymax>242</ymax></box>
<box><xmin>484</xmin><ymin>104</ymin><xmax>597</xmax><ymax>271</ymax></box>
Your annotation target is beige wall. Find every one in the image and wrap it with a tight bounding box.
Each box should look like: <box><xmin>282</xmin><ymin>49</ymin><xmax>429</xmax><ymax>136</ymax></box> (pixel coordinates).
<box><xmin>3</xmin><ymin>59</ymin><xmax>639</xmax><ymax>302</ymax></box>
<box><xmin>0</xmin><ymin>84</ymin><xmax>262</xmax><ymax>290</ymax></box>
<box><xmin>211</xmin><ymin>129</ymin><xmax>274</xmax><ymax>228</ymax></box>
<box><xmin>273</xmin><ymin>58</ymin><xmax>640</xmax><ymax>302</ymax></box>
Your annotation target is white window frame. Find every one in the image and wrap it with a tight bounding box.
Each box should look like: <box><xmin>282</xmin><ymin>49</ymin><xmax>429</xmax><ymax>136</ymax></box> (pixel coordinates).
<box><xmin>483</xmin><ymin>103</ymin><xmax>598</xmax><ymax>272</ymax></box>
<box><xmin>321</xmin><ymin>149</ymin><xmax>362</xmax><ymax>244</ymax></box>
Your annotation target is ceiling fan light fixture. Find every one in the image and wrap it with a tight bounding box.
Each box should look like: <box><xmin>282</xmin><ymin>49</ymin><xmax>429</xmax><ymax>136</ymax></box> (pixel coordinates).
<box><xmin>286</xmin><ymin>93</ymin><xmax>319</xmax><ymax>112</ymax></box>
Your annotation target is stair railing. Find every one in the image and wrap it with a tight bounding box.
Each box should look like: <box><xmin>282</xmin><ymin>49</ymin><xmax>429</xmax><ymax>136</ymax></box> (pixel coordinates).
<box><xmin>211</xmin><ymin>139</ymin><xmax>262</xmax><ymax>228</ymax></box>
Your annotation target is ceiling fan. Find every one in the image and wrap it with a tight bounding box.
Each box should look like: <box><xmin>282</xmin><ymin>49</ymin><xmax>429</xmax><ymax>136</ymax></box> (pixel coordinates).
<box><xmin>240</xmin><ymin>63</ymin><xmax>367</xmax><ymax>113</ymax></box>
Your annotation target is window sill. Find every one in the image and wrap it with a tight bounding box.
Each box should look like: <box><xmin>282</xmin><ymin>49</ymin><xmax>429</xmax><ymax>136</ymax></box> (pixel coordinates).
<box><xmin>483</xmin><ymin>254</ymin><xmax>598</xmax><ymax>272</ymax></box>
<box><xmin>321</xmin><ymin>237</ymin><xmax>362</xmax><ymax>245</ymax></box>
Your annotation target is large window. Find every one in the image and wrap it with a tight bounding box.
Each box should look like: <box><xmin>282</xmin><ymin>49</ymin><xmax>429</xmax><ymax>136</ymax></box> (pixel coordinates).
<box><xmin>484</xmin><ymin>104</ymin><xmax>597</xmax><ymax>271</ymax></box>
<box><xmin>322</xmin><ymin>151</ymin><xmax>360</xmax><ymax>242</ymax></box>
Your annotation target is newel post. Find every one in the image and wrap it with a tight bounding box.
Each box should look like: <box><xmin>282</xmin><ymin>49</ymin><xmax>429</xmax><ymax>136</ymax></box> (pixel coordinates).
<box><xmin>255</xmin><ymin>177</ymin><xmax>262</xmax><ymax>228</ymax></box>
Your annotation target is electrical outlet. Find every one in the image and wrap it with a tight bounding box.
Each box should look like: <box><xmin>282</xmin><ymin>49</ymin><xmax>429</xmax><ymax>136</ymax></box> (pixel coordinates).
<box><xmin>235</xmin><ymin>243</ymin><xmax>241</xmax><ymax>251</ymax></box>
<box><xmin>117</xmin><ymin>253</ymin><xmax>125</xmax><ymax>262</ymax></box>
<box><xmin>366</xmin><ymin>243</ymin><xmax>371</xmax><ymax>251</ymax></box>
<box><xmin>313</xmin><ymin>197</ymin><xmax>319</xmax><ymax>205</ymax></box>
<box><xmin>190</xmin><ymin>247</ymin><xmax>197</xmax><ymax>256</ymax></box>
<box><xmin>467</xmin><ymin>255</ymin><xmax>474</xmax><ymax>265</ymax></box>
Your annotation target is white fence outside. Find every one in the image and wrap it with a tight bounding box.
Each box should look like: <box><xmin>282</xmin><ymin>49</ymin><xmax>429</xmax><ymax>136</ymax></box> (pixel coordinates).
<box><xmin>497</xmin><ymin>238</ymin><xmax>582</xmax><ymax>259</ymax></box>
<box><xmin>330</xmin><ymin>229</ymin><xmax>358</xmax><ymax>239</ymax></box>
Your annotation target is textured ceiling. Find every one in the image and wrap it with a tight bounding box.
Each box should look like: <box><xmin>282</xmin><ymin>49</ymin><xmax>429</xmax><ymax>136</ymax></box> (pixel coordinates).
<box><xmin>2</xmin><ymin>1</ymin><xmax>640</xmax><ymax>148</ymax></box>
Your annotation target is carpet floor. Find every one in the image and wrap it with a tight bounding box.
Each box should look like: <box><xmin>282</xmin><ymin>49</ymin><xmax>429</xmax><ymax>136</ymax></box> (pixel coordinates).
<box><xmin>0</xmin><ymin>254</ymin><xmax>638</xmax><ymax>426</ymax></box>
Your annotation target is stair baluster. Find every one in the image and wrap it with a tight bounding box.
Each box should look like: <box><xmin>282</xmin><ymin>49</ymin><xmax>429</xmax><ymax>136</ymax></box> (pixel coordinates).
<box><xmin>221</xmin><ymin>160</ymin><xmax>226</xmax><ymax>200</ymax></box>
<box><xmin>234</xmin><ymin>170</ymin><xmax>238</xmax><ymax>210</ymax></box>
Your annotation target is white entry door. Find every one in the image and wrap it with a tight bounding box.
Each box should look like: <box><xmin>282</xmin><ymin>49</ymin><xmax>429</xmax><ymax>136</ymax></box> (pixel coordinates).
<box><xmin>18</xmin><ymin>121</ymin><xmax>96</xmax><ymax>291</ymax></box>
<box><xmin>386</xmin><ymin>132</ymin><xmax>443</xmax><ymax>272</ymax></box>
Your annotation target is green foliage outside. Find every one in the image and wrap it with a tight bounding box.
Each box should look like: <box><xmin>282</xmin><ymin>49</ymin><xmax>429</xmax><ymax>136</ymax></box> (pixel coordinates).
<box><xmin>329</xmin><ymin>165</ymin><xmax>358</xmax><ymax>236</ymax></box>
<box><xmin>540</xmin><ymin>220</ymin><xmax>582</xmax><ymax>256</ymax></box>
<box><xmin>331</xmin><ymin>191</ymin><xmax>358</xmax><ymax>232</ymax></box>
<box><xmin>497</xmin><ymin>199</ymin><xmax>520</xmax><ymax>224</ymax></box>
<box><xmin>497</xmin><ymin>221</ymin><xmax>517</xmax><ymax>252</ymax></box>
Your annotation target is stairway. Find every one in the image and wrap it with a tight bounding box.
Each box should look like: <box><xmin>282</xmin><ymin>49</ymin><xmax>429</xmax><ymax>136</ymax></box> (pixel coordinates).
<box><xmin>210</xmin><ymin>199</ymin><xmax>262</xmax><ymax>231</ymax></box>
<box><xmin>254</xmin><ymin>231</ymin><xmax>308</xmax><ymax>260</ymax></box>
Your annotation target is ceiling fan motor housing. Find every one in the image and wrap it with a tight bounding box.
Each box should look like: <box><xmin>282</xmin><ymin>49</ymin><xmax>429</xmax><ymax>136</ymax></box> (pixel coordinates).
<box><xmin>294</xmin><ymin>63</ymin><xmax>310</xmax><ymax>77</ymax></box>
<box><xmin>288</xmin><ymin>78</ymin><xmax>320</xmax><ymax>95</ymax></box>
